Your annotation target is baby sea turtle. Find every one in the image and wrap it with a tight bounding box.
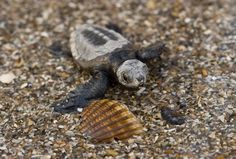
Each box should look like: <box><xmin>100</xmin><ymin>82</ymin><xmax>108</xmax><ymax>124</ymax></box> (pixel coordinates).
<box><xmin>52</xmin><ymin>24</ymin><xmax>169</xmax><ymax>113</ymax></box>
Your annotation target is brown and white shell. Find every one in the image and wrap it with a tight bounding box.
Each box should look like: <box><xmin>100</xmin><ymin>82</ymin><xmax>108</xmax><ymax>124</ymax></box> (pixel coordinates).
<box><xmin>80</xmin><ymin>99</ymin><xmax>143</xmax><ymax>143</ymax></box>
<box><xmin>70</xmin><ymin>24</ymin><xmax>131</xmax><ymax>69</ymax></box>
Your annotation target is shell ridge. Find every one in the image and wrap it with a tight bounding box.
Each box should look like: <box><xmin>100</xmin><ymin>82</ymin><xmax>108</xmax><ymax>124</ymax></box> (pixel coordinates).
<box><xmin>82</xmin><ymin>99</ymin><xmax>110</xmax><ymax>119</ymax></box>
<box><xmin>115</xmin><ymin>127</ymin><xmax>144</xmax><ymax>140</ymax></box>
<box><xmin>92</xmin><ymin>120</ymin><xmax>140</xmax><ymax>139</ymax></box>
<box><xmin>80</xmin><ymin>100</ymin><xmax>120</xmax><ymax>129</ymax></box>
<box><xmin>82</xmin><ymin>109</ymin><xmax>128</xmax><ymax>134</ymax></box>
<box><xmin>94</xmin><ymin>122</ymin><xmax>143</xmax><ymax>142</ymax></box>
<box><xmin>80</xmin><ymin>100</ymin><xmax>108</xmax><ymax>129</ymax></box>
<box><xmin>80</xmin><ymin>103</ymin><xmax>123</xmax><ymax>131</ymax></box>
<box><xmin>80</xmin><ymin>100</ymin><xmax>98</xmax><ymax>116</ymax></box>
<box><xmin>96</xmin><ymin>127</ymin><xmax>143</xmax><ymax>143</ymax></box>
<box><xmin>84</xmin><ymin>111</ymin><xmax>130</xmax><ymax>135</ymax></box>
<box><xmin>82</xmin><ymin>100</ymin><xmax>120</xmax><ymax>122</ymax></box>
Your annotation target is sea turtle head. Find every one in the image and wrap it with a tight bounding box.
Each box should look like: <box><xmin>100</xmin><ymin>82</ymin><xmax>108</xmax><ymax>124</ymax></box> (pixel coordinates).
<box><xmin>116</xmin><ymin>59</ymin><xmax>148</xmax><ymax>87</ymax></box>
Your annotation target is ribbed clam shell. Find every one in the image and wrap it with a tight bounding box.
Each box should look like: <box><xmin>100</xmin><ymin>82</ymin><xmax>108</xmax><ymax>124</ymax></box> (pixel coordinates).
<box><xmin>80</xmin><ymin>99</ymin><xmax>143</xmax><ymax>143</ymax></box>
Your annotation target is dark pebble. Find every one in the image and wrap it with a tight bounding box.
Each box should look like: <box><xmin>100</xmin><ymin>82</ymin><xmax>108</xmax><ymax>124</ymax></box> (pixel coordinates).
<box><xmin>161</xmin><ymin>107</ymin><xmax>185</xmax><ymax>125</ymax></box>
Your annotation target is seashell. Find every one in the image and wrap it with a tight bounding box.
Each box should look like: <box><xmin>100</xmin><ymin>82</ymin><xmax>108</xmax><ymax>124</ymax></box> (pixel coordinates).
<box><xmin>80</xmin><ymin>99</ymin><xmax>143</xmax><ymax>143</ymax></box>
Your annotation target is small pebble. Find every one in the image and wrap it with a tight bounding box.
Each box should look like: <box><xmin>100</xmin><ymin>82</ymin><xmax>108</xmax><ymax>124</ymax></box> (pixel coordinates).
<box><xmin>0</xmin><ymin>72</ymin><xmax>16</xmax><ymax>83</ymax></box>
<box><xmin>20</xmin><ymin>83</ymin><xmax>28</xmax><ymax>89</ymax></box>
<box><xmin>105</xmin><ymin>149</ymin><xmax>118</xmax><ymax>157</ymax></box>
<box><xmin>58</xmin><ymin>125</ymin><xmax>64</xmax><ymax>129</ymax></box>
<box><xmin>209</xmin><ymin>132</ymin><xmax>216</xmax><ymax>138</ymax></box>
<box><xmin>201</xmin><ymin>68</ymin><xmax>208</xmax><ymax>77</ymax></box>
<box><xmin>146</xmin><ymin>0</ymin><xmax>156</xmax><ymax>10</ymax></box>
<box><xmin>77</xmin><ymin>108</ymin><xmax>83</xmax><ymax>112</ymax></box>
<box><xmin>218</xmin><ymin>115</ymin><xmax>225</xmax><ymax>123</ymax></box>
<box><xmin>136</xmin><ymin>87</ymin><xmax>146</xmax><ymax>96</ymax></box>
<box><xmin>65</xmin><ymin>130</ymin><xmax>75</xmax><ymax>137</ymax></box>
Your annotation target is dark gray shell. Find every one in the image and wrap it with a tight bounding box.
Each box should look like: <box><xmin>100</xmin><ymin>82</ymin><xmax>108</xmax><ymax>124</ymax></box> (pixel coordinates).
<box><xmin>70</xmin><ymin>24</ymin><xmax>131</xmax><ymax>69</ymax></box>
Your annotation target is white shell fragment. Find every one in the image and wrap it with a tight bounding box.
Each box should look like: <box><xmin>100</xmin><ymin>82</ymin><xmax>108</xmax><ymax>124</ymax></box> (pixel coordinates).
<box><xmin>0</xmin><ymin>72</ymin><xmax>16</xmax><ymax>84</ymax></box>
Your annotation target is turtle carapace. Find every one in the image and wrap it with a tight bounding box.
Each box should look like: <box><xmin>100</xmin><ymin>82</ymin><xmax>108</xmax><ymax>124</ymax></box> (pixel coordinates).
<box><xmin>53</xmin><ymin>24</ymin><xmax>169</xmax><ymax>113</ymax></box>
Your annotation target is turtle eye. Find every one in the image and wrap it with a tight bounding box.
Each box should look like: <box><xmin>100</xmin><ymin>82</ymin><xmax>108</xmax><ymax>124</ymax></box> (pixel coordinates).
<box><xmin>122</xmin><ymin>74</ymin><xmax>130</xmax><ymax>83</ymax></box>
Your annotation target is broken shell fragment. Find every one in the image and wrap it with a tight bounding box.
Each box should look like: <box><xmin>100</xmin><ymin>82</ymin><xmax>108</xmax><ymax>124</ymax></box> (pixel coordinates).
<box><xmin>80</xmin><ymin>99</ymin><xmax>143</xmax><ymax>143</ymax></box>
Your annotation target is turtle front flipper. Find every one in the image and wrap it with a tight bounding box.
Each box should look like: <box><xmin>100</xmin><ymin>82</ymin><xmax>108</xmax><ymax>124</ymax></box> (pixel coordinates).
<box><xmin>136</xmin><ymin>42</ymin><xmax>170</xmax><ymax>62</ymax></box>
<box><xmin>53</xmin><ymin>70</ymin><xmax>110</xmax><ymax>113</ymax></box>
<box><xmin>105</xmin><ymin>23</ymin><xmax>123</xmax><ymax>34</ymax></box>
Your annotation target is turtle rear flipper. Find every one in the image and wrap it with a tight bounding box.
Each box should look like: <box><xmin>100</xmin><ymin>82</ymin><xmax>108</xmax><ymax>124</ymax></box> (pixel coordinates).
<box><xmin>47</xmin><ymin>41</ymin><xmax>72</xmax><ymax>58</ymax></box>
<box><xmin>53</xmin><ymin>70</ymin><xmax>110</xmax><ymax>113</ymax></box>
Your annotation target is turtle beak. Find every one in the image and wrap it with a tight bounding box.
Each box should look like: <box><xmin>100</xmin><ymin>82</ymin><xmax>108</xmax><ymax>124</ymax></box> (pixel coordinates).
<box><xmin>137</xmin><ymin>76</ymin><xmax>145</xmax><ymax>86</ymax></box>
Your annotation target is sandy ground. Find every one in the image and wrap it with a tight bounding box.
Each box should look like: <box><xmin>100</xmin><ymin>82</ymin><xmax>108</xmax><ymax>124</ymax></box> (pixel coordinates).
<box><xmin>0</xmin><ymin>0</ymin><xmax>236</xmax><ymax>158</ymax></box>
